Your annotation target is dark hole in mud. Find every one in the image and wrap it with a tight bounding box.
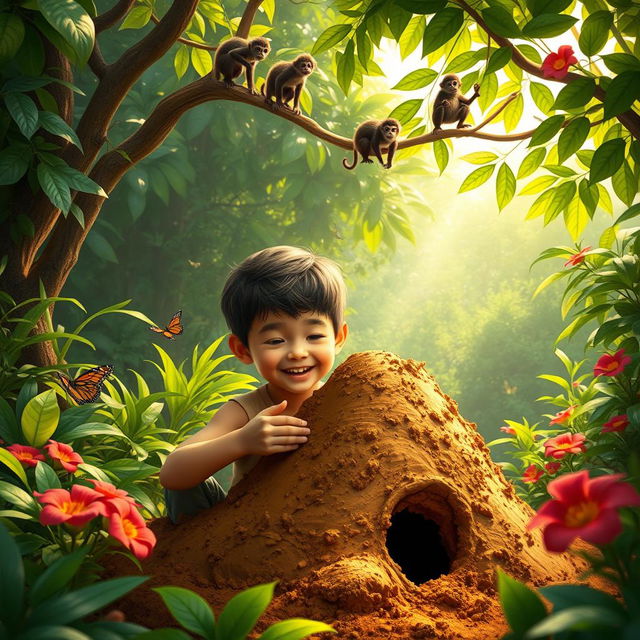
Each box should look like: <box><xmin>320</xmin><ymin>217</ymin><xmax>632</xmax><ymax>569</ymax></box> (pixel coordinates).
<box><xmin>385</xmin><ymin>508</ymin><xmax>452</xmax><ymax>584</ymax></box>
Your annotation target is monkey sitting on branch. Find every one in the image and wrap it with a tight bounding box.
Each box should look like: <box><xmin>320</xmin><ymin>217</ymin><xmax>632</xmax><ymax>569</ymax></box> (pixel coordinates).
<box><xmin>262</xmin><ymin>54</ymin><xmax>316</xmax><ymax>115</ymax></box>
<box><xmin>432</xmin><ymin>74</ymin><xmax>480</xmax><ymax>133</ymax></box>
<box><xmin>213</xmin><ymin>37</ymin><xmax>270</xmax><ymax>95</ymax></box>
<box><xmin>342</xmin><ymin>119</ymin><xmax>401</xmax><ymax>170</ymax></box>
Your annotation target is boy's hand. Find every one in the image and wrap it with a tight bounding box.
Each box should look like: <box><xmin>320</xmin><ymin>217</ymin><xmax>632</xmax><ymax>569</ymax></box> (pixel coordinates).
<box><xmin>238</xmin><ymin>400</ymin><xmax>310</xmax><ymax>456</ymax></box>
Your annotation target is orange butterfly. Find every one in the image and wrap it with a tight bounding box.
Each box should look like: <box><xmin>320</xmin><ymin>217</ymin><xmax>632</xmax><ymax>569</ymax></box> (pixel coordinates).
<box><xmin>57</xmin><ymin>365</ymin><xmax>113</xmax><ymax>405</ymax></box>
<box><xmin>149</xmin><ymin>310</ymin><xmax>184</xmax><ymax>340</ymax></box>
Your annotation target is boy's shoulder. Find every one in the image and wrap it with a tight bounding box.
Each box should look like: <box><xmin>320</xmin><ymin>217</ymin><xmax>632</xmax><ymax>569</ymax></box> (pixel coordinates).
<box><xmin>228</xmin><ymin>384</ymin><xmax>270</xmax><ymax>421</ymax></box>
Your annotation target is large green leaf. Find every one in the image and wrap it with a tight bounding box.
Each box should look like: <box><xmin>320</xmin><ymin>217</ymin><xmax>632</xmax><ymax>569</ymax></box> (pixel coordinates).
<box><xmin>38</xmin><ymin>0</ymin><xmax>95</xmax><ymax>64</ymax></box>
<box><xmin>0</xmin><ymin>145</ymin><xmax>31</xmax><ymax>185</ymax></box>
<box><xmin>554</xmin><ymin>77</ymin><xmax>596</xmax><ymax>110</ymax></box>
<box><xmin>21</xmin><ymin>389</ymin><xmax>60</xmax><ymax>447</ymax></box>
<box><xmin>399</xmin><ymin>15</ymin><xmax>425</xmax><ymax>59</ymax></box>
<box><xmin>152</xmin><ymin>587</ymin><xmax>214</xmax><ymax>640</ymax></box>
<box><xmin>37</xmin><ymin>163</ymin><xmax>72</xmax><ymax>212</ymax></box>
<box><xmin>529</xmin><ymin>115</ymin><xmax>564</xmax><ymax>146</ymax></box>
<box><xmin>522</xmin><ymin>13</ymin><xmax>577</xmax><ymax>37</ymax></box>
<box><xmin>589</xmin><ymin>138</ymin><xmax>625</xmax><ymax>184</ymax></box>
<box><xmin>601</xmin><ymin>53</ymin><xmax>640</xmax><ymax>74</ymax></box>
<box><xmin>57</xmin><ymin>165</ymin><xmax>107</xmax><ymax>197</ymax></box>
<box><xmin>336</xmin><ymin>40</ymin><xmax>355</xmax><ymax>95</ymax></box>
<box><xmin>37</xmin><ymin>111</ymin><xmax>83</xmax><ymax>149</ymax></box>
<box><xmin>481</xmin><ymin>6</ymin><xmax>520</xmax><ymax>38</ymax></box>
<box><xmin>422</xmin><ymin>8</ymin><xmax>463</xmax><ymax>56</ymax></box>
<box><xmin>257</xmin><ymin>618</ymin><xmax>336</xmax><ymax>639</ymax></box>
<box><xmin>4</xmin><ymin>92</ymin><xmax>39</xmax><ymax>139</ymax></box>
<box><xmin>29</xmin><ymin>548</ymin><xmax>89</xmax><ymax>607</ymax></box>
<box><xmin>459</xmin><ymin>164</ymin><xmax>495</xmax><ymax>192</ymax></box>
<box><xmin>485</xmin><ymin>47</ymin><xmax>512</xmax><ymax>75</ymax></box>
<box><xmin>311</xmin><ymin>24</ymin><xmax>351</xmax><ymax>55</ymax></box>
<box><xmin>0</xmin><ymin>448</ymin><xmax>29</xmax><ymax>486</ymax></box>
<box><xmin>558</xmin><ymin>117</ymin><xmax>590</xmax><ymax>163</ymax></box>
<box><xmin>216</xmin><ymin>582</ymin><xmax>275</xmax><ymax>640</ymax></box>
<box><xmin>392</xmin><ymin>68</ymin><xmax>437</xmax><ymax>90</ymax></box>
<box><xmin>497</xmin><ymin>569</ymin><xmax>547</xmax><ymax>635</ymax></box>
<box><xmin>388</xmin><ymin>98</ymin><xmax>422</xmax><ymax>124</ymax></box>
<box><xmin>525</xmin><ymin>606</ymin><xmax>625</xmax><ymax>637</ymax></box>
<box><xmin>496</xmin><ymin>163</ymin><xmax>515</xmax><ymax>211</ymax></box>
<box><xmin>433</xmin><ymin>139</ymin><xmax>448</xmax><ymax>174</ymax></box>
<box><xmin>0</xmin><ymin>13</ymin><xmax>25</xmax><ymax>61</ymax></box>
<box><xmin>530</xmin><ymin>82</ymin><xmax>554</xmax><ymax>114</ymax></box>
<box><xmin>518</xmin><ymin>147</ymin><xmax>546</xmax><ymax>178</ymax></box>
<box><xmin>579</xmin><ymin>11</ymin><xmax>613</xmax><ymax>56</ymax></box>
<box><xmin>603</xmin><ymin>71</ymin><xmax>640</xmax><ymax>120</ymax></box>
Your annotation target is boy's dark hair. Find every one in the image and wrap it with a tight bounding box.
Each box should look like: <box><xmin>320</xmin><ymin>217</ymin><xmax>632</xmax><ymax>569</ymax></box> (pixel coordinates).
<box><xmin>221</xmin><ymin>245</ymin><xmax>347</xmax><ymax>347</ymax></box>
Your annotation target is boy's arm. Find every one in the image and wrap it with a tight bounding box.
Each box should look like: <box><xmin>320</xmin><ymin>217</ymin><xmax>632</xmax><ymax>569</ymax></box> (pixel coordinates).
<box><xmin>159</xmin><ymin>400</ymin><xmax>249</xmax><ymax>491</ymax></box>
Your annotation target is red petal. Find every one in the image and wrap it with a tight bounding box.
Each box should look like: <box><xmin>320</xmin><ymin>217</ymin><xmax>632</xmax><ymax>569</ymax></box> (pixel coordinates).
<box><xmin>547</xmin><ymin>471</ymin><xmax>588</xmax><ymax>503</ymax></box>
<box><xmin>543</xmin><ymin>523</ymin><xmax>576</xmax><ymax>552</ymax></box>
<box><xmin>578</xmin><ymin>509</ymin><xmax>622</xmax><ymax>545</ymax></box>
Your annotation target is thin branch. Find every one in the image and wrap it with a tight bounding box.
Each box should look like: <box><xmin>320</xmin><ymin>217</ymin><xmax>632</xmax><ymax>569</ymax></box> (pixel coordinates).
<box><xmin>236</xmin><ymin>0</ymin><xmax>265</xmax><ymax>39</ymax></box>
<box><xmin>94</xmin><ymin>0</ymin><xmax>136</xmax><ymax>33</ymax></box>
<box><xmin>88</xmin><ymin>40</ymin><xmax>107</xmax><ymax>78</ymax></box>
<box><xmin>150</xmin><ymin>13</ymin><xmax>217</xmax><ymax>51</ymax></box>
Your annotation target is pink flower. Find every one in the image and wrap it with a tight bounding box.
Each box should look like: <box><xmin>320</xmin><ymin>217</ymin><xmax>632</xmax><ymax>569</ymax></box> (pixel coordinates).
<box><xmin>45</xmin><ymin>440</ymin><xmax>84</xmax><ymax>473</ymax></box>
<box><xmin>594</xmin><ymin>349</ymin><xmax>632</xmax><ymax>377</ymax></box>
<box><xmin>86</xmin><ymin>479</ymin><xmax>139</xmax><ymax>507</ymax></box>
<box><xmin>602</xmin><ymin>414</ymin><xmax>629</xmax><ymax>434</ymax></box>
<box><xmin>564</xmin><ymin>246</ymin><xmax>592</xmax><ymax>267</ymax></box>
<box><xmin>523</xmin><ymin>465</ymin><xmax>544</xmax><ymax>484</ymax></box>
<box><xmin>6</xmin><ymin>444</ymin><xmax>46</xmax><ymax>468</ymax></box>
<box><xmin>549</xmin><ymin>405</ymin><xmax>576</xmax><ymax>425</ymax></box>
<box><xmin>545</xmin><ymin>462</ymin><xmax>561</xmax><ymax>475</ymax></box>
<box><xmin>107</xmin><ymin>499</ymin><xmax>156</xmax><ymax>560</ymax></box>
<box><xmin>34</xmin><ymin>485</ymin><xmax>108</xmax><ymax>527</ymax></box>
<box><xmin>542</xmin><ymin>45</ymin><xmax>578</xmax><ymax>79</ymax></box>
<box><xmin>500</xmin><ymin>425</ymin><xmax>516</xmax><ymax>435</ymax></box>
<box><xmin>528</xmin><ymin>470</ymin><xmax>640</xmax><ymax>552</ymax></box>
<box><xmin>544</xmin><ymin>432</ymin><xmax>587</xmax><ymax>459</ymax></box>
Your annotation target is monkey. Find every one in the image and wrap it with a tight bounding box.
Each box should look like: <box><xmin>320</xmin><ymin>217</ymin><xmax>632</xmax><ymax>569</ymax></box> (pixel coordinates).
<box><xmin>213</xmin><ymin>36</ymin><xmax>270</xmax><ymax>95</ymax></box>
<box><xmin>431</xmin><ymin>74</ymin><xmax>480</xmax><ymax>132</ymax></box>
<box><xmin>343</xmin><ymin>119</ymin><xmax>401</xmax><ymax>170</ymax></box>
<box><xmin>262</xmin><ymin>54</ymin><xmax>316</xmax><ymax>115</ymax></box>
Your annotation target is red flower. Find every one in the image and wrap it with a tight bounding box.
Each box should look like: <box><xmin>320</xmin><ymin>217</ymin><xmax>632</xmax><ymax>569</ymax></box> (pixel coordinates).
<box><xmin>545</xmin><ymin>462</ymin><xmax>561</xmax><ymax>475</ymax></box>
<box><xmin>544</xmin><ymin>432</ymin><xmax>587</xmax><ymax>459</ymax></box>
<box><xmin>594</xmin><ymin>349</ymin><xmax>632</xmax><ymax>377</ymax></box>
<box><xmin>523</xmin><ymin>465</ymin><xmax>544</xmax><ymax>484</ymax></box>
<box><xmin>45</xmin><ymin>440</ymin><xmax>84</xmax><ymax>473</ymax></box>
<box><xmin>34</xmin><ymin>485</ymin><xmax>108</xmax><ymax>527</ymax></box>
<box><xmin>6</xmin><ymin>444</ymin><xmax>45</xmax><ymax>468</ymax></box>
<box><xmin>602</xmin><ymin>414</ymin><xmax>629</xmax><ymax>434</ymax></box>
<box><xmin>87</xmin><ymin>479</ymin><xmax>139</xmax><ymax>507</ymax></box>
<box><xmin>563</xmin><ymin>246</ymin><xmax>592</xmax><ymax>268</ymax></box>
<box><xmin>500</xmin><ymin>425</ymin><xmax>516</xmax><ymax>435</ymax></box>
<box><xmin>549</xmin><ymin>405</ymin><xmax>576</xmax><ymax>425</ymax></box>
<box><xmin>528</xmin><ymin>470</ymin><xmax>640</xmax><ymax>552</ymax></box>
<box><xmin>107</xmin><ymin>499</ymin><xmax>156</xmax><ymax>559</ymax></box>
<box><xmin>542</xmin><ymin>45</ymin><xmax>578</xmax><ymax>79</ymax></box>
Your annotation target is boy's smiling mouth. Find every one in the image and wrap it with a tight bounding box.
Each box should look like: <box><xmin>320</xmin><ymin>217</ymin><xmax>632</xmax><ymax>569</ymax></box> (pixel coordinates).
<box><xmin>282</xmin><ymin>365</ymin><xmax>314</xmax><ymax>376</ymax></box>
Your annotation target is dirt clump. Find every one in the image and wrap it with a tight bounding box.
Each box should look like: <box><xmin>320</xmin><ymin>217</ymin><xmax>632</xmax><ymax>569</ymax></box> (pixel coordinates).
<box><xmin>105</xmin><ymin>351</ymin><xmax>608</xmax><ymax>639</ymax></box>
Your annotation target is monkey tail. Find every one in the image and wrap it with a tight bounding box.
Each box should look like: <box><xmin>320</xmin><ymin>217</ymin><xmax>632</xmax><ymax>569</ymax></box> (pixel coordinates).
<box><xmin>342</xmin><ymin>148</ymin><xmax>357</xmax><ymax>170</ymax></box>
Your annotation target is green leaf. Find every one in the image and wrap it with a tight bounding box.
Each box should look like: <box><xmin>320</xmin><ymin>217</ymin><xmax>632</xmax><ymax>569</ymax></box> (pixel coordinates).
<box><xmin>518</xmin><ymin>148</ymin><xmax>546</xmax><ymax>178</ymax></box>
<box><xmin>615</xmin><ymin>202</ymin><xmax>640</xmax><ymax>225</ymax></box>
<box><xmin>57</xmin><ymin>165</ymin><xmax>107</xmax><ymax>197</ymax></box>
<box><xmin>589</xmin><ymin>138</ymin><xmax>625</xmax><ymax>184</ymax></box>
<box><xmin>603</xmin><ymin>71</ymin><xmax>640</xmax><ymax>120</ymax></box>
<box><xmin>0</xmin><ymin>449</ymin><xmax>29</xmax><ymax>486</ymax></box>
<box><xmin>557</xmin><ymin>117</ymin><xmax>590</xmax><ymax>163</ymax></box>
<box><xmin>21</xmin><ymin>389</ymin><xmax>60</xmax><ymax>447</ymax></box>
<box><xmin>37</xmin><ymin>163</ymin><xmax>72</xmax><ymax>213</ymax></box>
<box><xmin>392</xmin><ymin>68</ymin><xmax>437</xmax><ymax>90</ymax></box>
<box><xmin>529</xmin><ymin>115</ymin><xmax>564</xmax><ymax>147</ymax></box>
<box><xmin>38</xmin><ymin>0</ymin><xmax>95</xmax><ymax>64</ymax></box>
<box><xmin>29</xmin><ymin>547</ymin><xmax>89</xmax><ymax>607</ymax></box>
<box><xmin>612</xmin><ymin>161</ymin><xmax>636</xmax><ymax>206</ymax></box>
<box><xmin>86</xmin><ymin>232</ymin><xmax>118</xmax><ymax>263</ymax></box>
<box><xmin>0</xmin><ymin>145</ymin><xmax>31</xmax><ymax>185</ymax></box>
<box><xmin>539</xmin><ymin>584</ymin><xmax>626</xmax><ymax>616</ymax></box>
<box><xmin>524</xmin><ymin>606</ymin><xmax>625</xmax><ymax>638</ymax></box>
<box><xmin>311</xmin><ymin>24</ymin><xmax>351</xmax><ymax>55</ymax></box>
<box><xmin>486</xmin><ymin>47</ymin><xmax>512</xmax><ymax>75</ymax></box>
<box><xmin>503</xmin><ymin>93</ymin><xmax>523</xmax><ymax>132</ymax></box>
<box><xmin>38</xmin><ymin>111</ymin><xmax>83</xmax><ymax>150</ymax></box>
<box><xmin>336</xmin><ymin>40</ymin><xmax>355</xmax><ymax>95</ymax></box>
<box><xmin>460</xmin><ymin>151</ymin><xmax>498</xmax><ymax>165</ymax></box>
<box><xmin>394</xmin><ymin>0</ymin><xmax>446</xmax><ymax>14</ymax></box>
<box><xmin>29</xmin><ymin>576</ymin><xmax>148</xmax><ymax>625</ymax></box>
<box><xmin>433</xmin><ymin>139</ymin><xmax>448</xmax><ymax>174</ymax></box>
<box><xmin>388</xmin><ymin>98</ymin><xmax>422</xmax><ymax>125</ymax></box>
<box><xmin>0</xmin><ymin>523</ymin><xmax>24</xmax><ymax>633</ymax></box>
<box><xmin>190</xmin><ymin>48</ymin><xmax>212</xmax><ymax>76</ymax></box>
<box><xmin>444</xmin><ymin>50</ymin><xmax>482</xmax><ymax>73</ymax></box>
<box><xmin>0</xmin><ymin>480</ymin><xmax>38</xmax><ymax>514</ymax></box>
<box><xmin>387</xmin><ymin>4</ymin><xmax>412</xmax><ymax>40</ymax></box>
<box><xmin>216</xmin><ymin>582</ymin><xmax>275</xmax><ymax>640</ymax></box>
<box><xmin>554</xmin><ymin>77</ymin><xmax>596</xmax><ymax>110</ymax></box>
<box><xmin>481</xmin><ymin>7</ymin><xmax>521</xmax><ymax>38</ymax></box>
<box><xmin>459</xmin><ymin>164</ymin><xmax>495</xmax><ymax>192</ymax></box>
<box><xmin>0</xmin><ymin>13</ymin><xmax>25</xmax><ymax>61</ymax></box>
<box><xmin>4</xmin><ymin>92</ymin><xmax>39</xmax><ymax>139</ymax></box>
<box><xmin>355</xmin><ymin>26</ymin><xmax>371</xmax><ymax>70</ymax></box>
<box><xmin>119</xmin><ymin>5</ymin><xmax>152</xmax><ymax>30</ymax></box>
<box><xmin>34</xmin><ymin>461</ymin><xmax>61</xmax><ymax>492</ymax></box>
<box><xmin>520</xmin><ymin>175</ymin><xmax>557</xmax><ymax>195</ymax></box>
<box><xmin>522</xmin><ymin>13</ymin><xmax>577</xmax><ymax>38</ymax></box>
<box><xmin>174</xmin><ymin>46</ymin><xmax>189</xmax><ymax>79</ymax></box>
<box><xmin>530</xmin><ymin>82</ymin><xmax>554</xmax><ymax>114</ymax></box>
<box><xmin>152</xmin><ymin>587</ymin><xmax>215</xmax><ymax>640</ymax></box>
<box><xmin>257</xmin><ymin>618</ymin><xmax>336</xmax><ymax>640</ymax></box>
<box><xmin>399</xmin><ymin>15</ymin><xmax>424</xmax><ymax>58</ymax></box>
<box><xmin>601</xmin><ymin>53</ymin><xmax>640</xmax><ymax>75</ymax></box>
<box><xmin>516</xmin><ymin>43</ymin><xmax>541</xmax><ymax>64</ymax></box>
<box><xmin>579</xmin><ymin>11</ymin><xmax>613</xmax><ymax>56</ymax></box>
<box><xmin>497</xmin><ymin>569</ymin><xmax>547</xmax><ymax>635</ymax></box>
<box><xmin>496</xmin><ymin>163</ymin><xmax>516</xmax><ymax>211</ymax></box>
<box><xmin>529</xmin><ymin>0</ymin><xmax>572</xmax><ymax>15</ymax></box>
<box><xmin>422</xmin><ymin>8</ymin><xmax>464</xmax><ymax>56</ymax></box>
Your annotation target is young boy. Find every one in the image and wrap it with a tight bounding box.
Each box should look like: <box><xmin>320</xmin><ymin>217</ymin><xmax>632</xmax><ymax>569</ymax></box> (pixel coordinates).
<box><xmin>159</xmin><ymin>245</ymin><xmax>349</xmax><ymax>524</ymax></box>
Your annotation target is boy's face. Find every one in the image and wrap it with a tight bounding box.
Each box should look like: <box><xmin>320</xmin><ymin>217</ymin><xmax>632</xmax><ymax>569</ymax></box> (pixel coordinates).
<box><xmin>229</xmin><ymin>310</ymin><xmax>348</xmax><ymax>394</ymax></box>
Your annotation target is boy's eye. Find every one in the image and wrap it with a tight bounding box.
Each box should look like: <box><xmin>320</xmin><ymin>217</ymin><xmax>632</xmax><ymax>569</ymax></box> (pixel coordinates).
<box><xmin>309</xmin><ymin>334</ymin><xmax>325</xmax><ymax>339</ymax></box>
<box><xmin>265</xmin><ymin>338</ymin><xmax>283</xmax><ymax>345</ymax></box>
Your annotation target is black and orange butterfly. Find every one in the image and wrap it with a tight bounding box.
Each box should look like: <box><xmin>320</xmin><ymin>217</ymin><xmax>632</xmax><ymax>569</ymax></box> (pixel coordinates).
<box><xmin>149</xmin><ymin>310</ymin><xmax>184</xmax><ymax>340</ymax></box>
<box><xmin>56</xmin><ymin>364</ymin><xmax>113</xmax><ymax>405</ymax></box>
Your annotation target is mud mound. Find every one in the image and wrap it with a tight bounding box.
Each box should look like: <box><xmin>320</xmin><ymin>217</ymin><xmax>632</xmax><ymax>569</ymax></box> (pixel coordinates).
<box><xmin>106</xmin><ymin>351</ymin><xmax>606</xmax><ymax>639</ymax></box>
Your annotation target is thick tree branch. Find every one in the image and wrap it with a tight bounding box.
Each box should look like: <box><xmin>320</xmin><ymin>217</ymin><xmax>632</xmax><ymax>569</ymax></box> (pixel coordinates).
<box><xmin>453</xmin><ymin>0</ymin><xmax>640</xmax><ymax>140</ymax></box>
<box><xmin>150</xmin><ymin>14</ymin><xmax>217</xmax><ymax>51</ymax></box>
<box><xmin>94</xmin><ymin>0</ymin><xmax>136</xmax><ymax>33</ymax></box>
<box><xmin>237</xmin><ymin>0</ymin><xmax>265</xmax><ymax>38</ymax></box>
<box><xmin>88</xmin><ymin>40</ymin><xmax>107</xmax><ymax>77</ymax></box>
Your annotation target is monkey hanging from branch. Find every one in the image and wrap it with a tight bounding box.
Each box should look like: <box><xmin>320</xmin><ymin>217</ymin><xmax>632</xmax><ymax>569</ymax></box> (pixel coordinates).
<box><xmin>213</xmin><ymin>37</ymin><xmax>271</xmax><ymax>95</ymax></box>
<box><xmin>432</xmin><ymin>74</ymin><xmax>480</xmax><ymax>133</ymax></box>
<box><xmin>342</xmin><ymin>119</ymin><xmax>401</xmax><ymax>170</ymax></box>
<box><xmin>262</xmin><ymin>54</ymin><xmax>316</xmax><ymax>115</ymax></box>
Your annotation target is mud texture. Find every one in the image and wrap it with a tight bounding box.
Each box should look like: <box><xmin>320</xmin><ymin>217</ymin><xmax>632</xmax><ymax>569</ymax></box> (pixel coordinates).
<box><xmin>105</xmin><ymin>351</ymin><xmax>609</xmax><ymax>639</ymax></box>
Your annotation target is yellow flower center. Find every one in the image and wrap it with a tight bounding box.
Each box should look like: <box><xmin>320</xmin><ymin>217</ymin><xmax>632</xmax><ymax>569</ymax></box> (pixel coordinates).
<box><xmin>565</xmin><ymin>501</ymin><xmax>599</xmax><ymax>528</ymax></box>
<box><xmin>123</xmin><ymin>518</ymin><xmax>139</xmax><ymax>539</ymax></box>
<box><xmin>61</xmin><ymin>500</ymin><xmax>88</xmax><ymax>515</ymax></box>
<box><xmin>605</xmin><ymin>361</ymin><xmax>618</xmax><ymax>372</ymax></box>
<box><xmin>553</xmin><ymin>59</ymin><xmax>566</xmax><ymax>70</ymax></box>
